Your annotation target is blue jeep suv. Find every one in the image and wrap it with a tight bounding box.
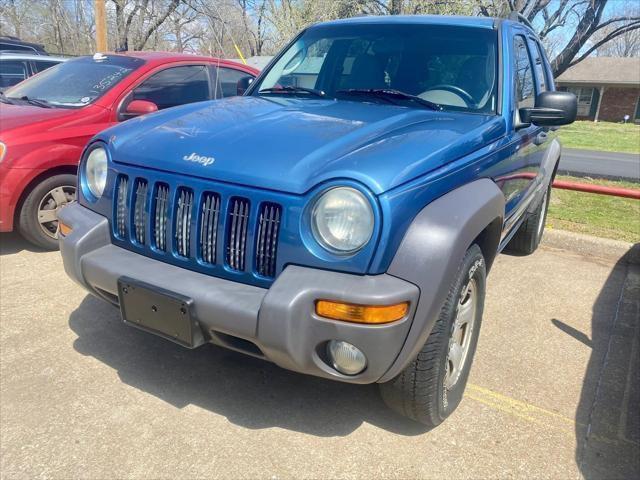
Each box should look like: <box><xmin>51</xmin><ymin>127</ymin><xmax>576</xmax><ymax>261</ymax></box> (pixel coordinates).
<box><xmin>59</xmin><ymin>15</ymin><xmax>576</xmax><ymax>426</ymax></box>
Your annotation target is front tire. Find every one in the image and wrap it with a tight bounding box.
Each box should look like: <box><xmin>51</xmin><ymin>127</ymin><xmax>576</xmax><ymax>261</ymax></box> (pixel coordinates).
<box><xmin>379</xmin><ymin>244</ymin><xmax>486</xmax><ymax>427</ymax></box>
<box><xmin>18</xmin><ymin>174</ymin><xmax>76</xmax><ymax>250</ymax></box>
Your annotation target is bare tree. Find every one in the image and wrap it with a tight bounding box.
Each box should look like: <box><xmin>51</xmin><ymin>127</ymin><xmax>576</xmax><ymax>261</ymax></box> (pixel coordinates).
<box><xmin>477</xmin><ymin>0</ymin><xmax>640</xmax><ymax>76</ymax></box>
<box><xmin>110</xmin><ymin>0</ymin><xmax>181</xmax><ymax>51</ymax></box>
<box><xmin>592</xmin><ymin>3</ymin><xmax>640</xmax><ymax>57</ymax></box>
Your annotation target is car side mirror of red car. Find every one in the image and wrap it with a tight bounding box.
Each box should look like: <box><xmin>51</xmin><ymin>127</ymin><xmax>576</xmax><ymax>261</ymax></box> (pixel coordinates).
<box><xmin>124</xmin><ymin>100</ymin><xmax>158</xmax><ymax>118</ymax></box>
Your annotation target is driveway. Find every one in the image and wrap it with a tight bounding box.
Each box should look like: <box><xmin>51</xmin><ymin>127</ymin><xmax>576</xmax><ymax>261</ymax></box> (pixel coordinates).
<box><xmin>0</xmin><ymin>233</ymin><xmax>638</xmax><ymax>479</ymax></box>
<box><xmin>559</xmin><ymin>148</ymin><xmax>640</xmax><ymax>181</ymax></box>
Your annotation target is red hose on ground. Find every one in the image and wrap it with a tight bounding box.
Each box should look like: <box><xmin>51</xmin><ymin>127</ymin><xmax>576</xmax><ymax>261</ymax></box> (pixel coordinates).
<box><xmin>552</xmin><ymin>180</ymin><xmax>640</xmax><ymax>200</ymax></box>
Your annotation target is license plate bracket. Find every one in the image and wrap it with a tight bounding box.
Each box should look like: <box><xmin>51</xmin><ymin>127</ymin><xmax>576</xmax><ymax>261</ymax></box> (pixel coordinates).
<box><xmin>117</xmin><ymin>277</ymin><xmax>202</xmax><ymax>348</ymax></box>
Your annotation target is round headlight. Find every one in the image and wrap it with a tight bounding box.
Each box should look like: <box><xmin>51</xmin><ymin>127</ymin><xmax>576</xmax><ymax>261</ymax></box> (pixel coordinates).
<box><xmin>311</xmin><ymin>187</ymin><xmax>374</xmax><ymax>254</ymax></box>
<box><xmin>85</xmin><ymin>146</ymin><xmax>108</xmax><ymax>199</ymax></box>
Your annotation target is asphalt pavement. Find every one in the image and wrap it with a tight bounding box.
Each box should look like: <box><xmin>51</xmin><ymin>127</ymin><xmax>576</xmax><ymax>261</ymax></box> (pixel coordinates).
<box><xmin>0</xmin><ymin>232</ymin><xmax>638</xmax><ymax>479</ymax></box>
<box><xmin>559</xmin><ymin>148</ymin><xmax>640</xmax><ymax>181</ymax></box>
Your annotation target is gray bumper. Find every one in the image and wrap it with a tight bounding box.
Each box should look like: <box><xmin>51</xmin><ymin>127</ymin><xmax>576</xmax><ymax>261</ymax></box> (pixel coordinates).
<box><xmin>59</xmin><ymin>203</ymin><xmax>420</xmax><ymax>384</ymax></box>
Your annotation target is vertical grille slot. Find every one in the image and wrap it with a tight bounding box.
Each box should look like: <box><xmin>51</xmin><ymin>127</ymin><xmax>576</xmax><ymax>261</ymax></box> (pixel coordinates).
<box><xmin>199</xmin><ymin>193</ymin><xmax>221</xmax><ymax>264</ymax></box>
<box><xmin>255</xmin><ymin>203</ymin><xmax>282</xmax><ymax>278</ymax></box>
<box><xmin>175</xmin><ymin>188</ymin><xmax>194</xmax><ymax>257</ymax></box>
<box><xmin>226</xmin><ymin>198</ymin><xmax>250</xmax><ymax>271</ymax></box>
<box><xmin>153</xmin><ymin>183</ymin><xmax>169</xmax><ymax>251</ymax></box>
<box><xmin>115</xmin><ymin>176</ymin><xmax>129</xmax><ymax>238</ymax></box>
<box><xmin>133</xmin><ymin>179</ymin><xmax>148</xmax><ymax>244</ymax></box>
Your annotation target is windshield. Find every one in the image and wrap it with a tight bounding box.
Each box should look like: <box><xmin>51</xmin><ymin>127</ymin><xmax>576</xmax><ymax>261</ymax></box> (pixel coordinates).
<box><xmin>254</xmin><ymin>23</ymin><xmax>498</xmax><ymax>113</ymax></box>
<box><xmin>5</xmin><ymin>54</ymin><xmax>144</xmax><ymax>108</ymax></box>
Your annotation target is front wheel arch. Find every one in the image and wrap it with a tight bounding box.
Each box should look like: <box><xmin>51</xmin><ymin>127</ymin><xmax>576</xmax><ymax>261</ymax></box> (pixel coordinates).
<box><xmin>14</xmin><ymin>165</ymin><xmax>79</xmax><ymax>226</ymax></box>
<box><xmin>379</xmin><ymin>179</ymin><xmax>504</xmax><ymax>383</ymax></box>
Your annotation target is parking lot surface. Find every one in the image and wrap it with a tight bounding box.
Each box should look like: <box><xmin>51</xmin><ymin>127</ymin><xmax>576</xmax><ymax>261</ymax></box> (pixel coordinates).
<box><xmin>1</xmin><ymin>232</ymin><xmax>638</xmax><ymax>479</ymax></box>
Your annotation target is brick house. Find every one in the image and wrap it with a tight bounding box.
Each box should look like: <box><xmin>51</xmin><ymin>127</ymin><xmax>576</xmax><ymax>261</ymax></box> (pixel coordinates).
<box><xmin>555</xmin><ymin>57</ymin><xmax>640</xmax><ymax>123</ymax></box>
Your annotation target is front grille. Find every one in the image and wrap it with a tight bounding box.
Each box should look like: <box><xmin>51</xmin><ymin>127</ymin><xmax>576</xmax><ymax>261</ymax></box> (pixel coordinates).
<box><xmin>175</xmin><ymin>188</ymin><xmax>194</xmax><ymax>257</ymax></box>
<box><xmin>112</xmin><ymin>178</ymin><xmax>282</xmax><ymax>280</ymax></box>
<box><xmin>153</xmin><ymin>184</ymin><xmax>169</xmax><ymax>251</ymax></box>
<box><xmin>226</xmin><ymin>198</ymin><xmax>250</xmax><ymax>271</ymax></box>
<box><xmin>115</xmin><ymin>176</ymin><xmax>129</xmax><ymax>237</ymax></box>
<box><xmin>133</xmin><ymin>180</ymin><xmax>148</xmax><ymax>244</ymax></box>
<box><xmin>256</xmin><ymin>203</ymin><xmax>281</xmax><ymax>278</ymax></box>
<box><xmin>199</xmin><ymin>193</ymin><xmax>221</xmax><ymax>264</ymax></box>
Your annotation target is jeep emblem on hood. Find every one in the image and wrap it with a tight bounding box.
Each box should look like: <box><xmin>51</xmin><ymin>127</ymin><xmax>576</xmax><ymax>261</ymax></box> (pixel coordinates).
<box><xmin>183</xmin><ymin>152</ymin><xmax>215</xmax><ymax>166</ymax></box>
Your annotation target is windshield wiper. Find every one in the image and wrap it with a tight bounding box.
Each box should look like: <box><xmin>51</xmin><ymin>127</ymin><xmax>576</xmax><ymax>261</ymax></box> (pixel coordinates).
<box><xmin>259</xmin><ymin>86</ymin><xmax>326</xmax><ymax>98</ymax></box>
<box><xmin>337</xmin><ymin>89</ymin><xmax>442</xmax><ymax>111</ymax></box>
<box><xmin>0</xmin><ymin>91</ymin><xmax>14</xmax><ymax>105</ymax></box>
<box><xmin>15</xmin><ymin>95</ymin><xmax>53</xmax><ymax>108</ymax></box>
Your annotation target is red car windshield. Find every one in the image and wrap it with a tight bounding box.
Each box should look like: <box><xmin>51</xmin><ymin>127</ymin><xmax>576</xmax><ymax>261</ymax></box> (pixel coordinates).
<box><xmin>5</xmin><ymin>54</ymin><xmax>144</xmax><ymax>108</ymax></box>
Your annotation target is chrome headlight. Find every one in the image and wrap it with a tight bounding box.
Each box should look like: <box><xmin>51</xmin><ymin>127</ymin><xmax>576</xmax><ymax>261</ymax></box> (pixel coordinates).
<box><xmin>0</xmin><ymin>142</ymin><xmax>6</xmax><ymax>162</ymax></box>
<box><xmin>311</xmin><ymin>187</ymin><xmax>374</xmax><ymax>254</ymax></box>
<box><xmin>84</xmin><ymin>146</ymin><xmax>108</xmax><ymax>199</ymax></box>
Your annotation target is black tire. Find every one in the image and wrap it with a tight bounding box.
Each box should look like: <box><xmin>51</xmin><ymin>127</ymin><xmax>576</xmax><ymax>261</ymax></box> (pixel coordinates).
<box><xmin>379</xmin><ymin>244</ymin><xmax>486</xmax><ymax>427</ymax></box>
<box><xmin>504</xmin><ymin>186</ymin><xmax>550</xmax><ymax>255</ymax></box>
<box><xmin>18</xmin><ymin>174</ymin><xmax>76</xmax><ymax>250</ymax></box>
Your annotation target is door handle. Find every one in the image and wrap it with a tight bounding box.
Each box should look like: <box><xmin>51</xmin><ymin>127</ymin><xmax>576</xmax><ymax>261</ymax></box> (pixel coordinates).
<box><xmin>534</xmin><ymin>131</ymin><xmax>548</xmax><ymax>146</ymax></box>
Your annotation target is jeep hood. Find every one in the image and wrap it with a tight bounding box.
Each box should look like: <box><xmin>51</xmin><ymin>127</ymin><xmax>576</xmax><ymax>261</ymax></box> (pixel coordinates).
<box><xmin>107</xmin><ymin>96</ymin><xmax>505</xmax><ymax>195</ymax></box>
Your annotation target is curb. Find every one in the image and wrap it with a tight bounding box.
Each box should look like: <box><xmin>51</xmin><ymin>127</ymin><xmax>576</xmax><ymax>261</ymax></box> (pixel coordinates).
<box><xmin>542</xmin><ymin>229</ymin><xmax>640</xmax><ymax>264</ymax></box>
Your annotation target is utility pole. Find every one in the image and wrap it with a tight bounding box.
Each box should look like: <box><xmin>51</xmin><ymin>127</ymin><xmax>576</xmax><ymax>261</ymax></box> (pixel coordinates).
<box><xmin>94</xmin><ymin>0</ymin><xmax>107</xmax><ymax>52</ymax></box>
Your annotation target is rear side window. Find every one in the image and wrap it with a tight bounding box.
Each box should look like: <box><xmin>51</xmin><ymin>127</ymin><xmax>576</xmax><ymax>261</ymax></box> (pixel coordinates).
<box><xmin>532</xmin><ymin>41</ymin><xmax>550</xmax><ymax>92</ymax></box>
<box><xmin>216</xmin><ymin>67</ymin><xmax>253</xmax><ymax>98</ymax></box>
<box><xmin>34</xmin><ymin>60</ymin><xmax>59</xmax><ymax>73</ymax></box>
<box><xmin>513</xmin><ymin>35</ymin><xmax>535</xmax><ymax>109</ymax></box>
<box><xmin>0</xmin><ymin>42</ymin><xmax>35</xmax><ymax>53</ymax></box>
<box><xmin>133</xmin><ymin>65</ymin><xmax>210</xmax><ymax>110</ymax></box>
<box><xmin>0</xmin><ymin>60</ymin><xmax>27</xmax><ymax>89</ymax></box>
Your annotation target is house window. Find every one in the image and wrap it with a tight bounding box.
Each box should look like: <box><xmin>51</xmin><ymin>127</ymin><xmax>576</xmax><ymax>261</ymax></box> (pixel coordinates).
<box><xmin>565</xmin><ymin>86</ymin><xmax>595</xmax><ymax>116</ymax></box>
<box><xmin>634</xmin><ymin>96</ymin><xmax>640</xmax><ymax>121</ymax></box>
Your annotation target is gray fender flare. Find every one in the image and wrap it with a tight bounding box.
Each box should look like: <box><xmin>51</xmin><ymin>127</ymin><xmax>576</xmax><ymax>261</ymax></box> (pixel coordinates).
<box><xmin>528</xmin><ymin>137</ymin><xmax>562</xmax><ymax>214</ymax></box>
<box><xmin>378</xmin><ymin>178</ymin><xmax>505</xmax><ymax>383</ymax></box>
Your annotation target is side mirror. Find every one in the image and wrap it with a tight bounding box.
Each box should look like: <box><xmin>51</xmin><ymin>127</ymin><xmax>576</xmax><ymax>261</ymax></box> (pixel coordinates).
<box><xmin>124</xmin><ymin>99</ymin><xmax>158</xmax><ymax>118</ymax></box>
<box><xmin>236</xmin><ymin>76</ymin><xmax>254</xmax><ymax>96</ymax></box>
<box><xmin>519</xmin><ymin>91</ymin><xmax>577</xmax><ymax>127</ymax></box>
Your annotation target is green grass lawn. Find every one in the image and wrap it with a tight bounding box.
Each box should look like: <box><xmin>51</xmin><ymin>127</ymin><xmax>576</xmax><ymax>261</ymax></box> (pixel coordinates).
<box><xmin>547</xmin><ymin>175</ymin><xmax>640</xmax><ymax>243</ymax></box>
<box><xmin>557</xmin><ymin>121</ymin><xmax>640</xmax><ymax>154</ymax></box>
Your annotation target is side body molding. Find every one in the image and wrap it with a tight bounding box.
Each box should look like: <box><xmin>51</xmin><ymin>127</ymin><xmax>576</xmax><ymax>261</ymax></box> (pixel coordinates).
<box><xmin>379</xmin><ymin>178</ymin><xmax>505</xmax><ymax>383</ymax></box>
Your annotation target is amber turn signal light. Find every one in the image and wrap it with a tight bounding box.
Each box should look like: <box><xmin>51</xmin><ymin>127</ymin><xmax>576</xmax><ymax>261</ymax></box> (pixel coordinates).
<box><xmin>316</xmin><ymin>300</ymin><xmax>409</xmax><ymax>324</ymax></box>
<box><xmin>58</xmin><ymin>221</ymin><xmax>72</xmax><ymax>237</ymax></box>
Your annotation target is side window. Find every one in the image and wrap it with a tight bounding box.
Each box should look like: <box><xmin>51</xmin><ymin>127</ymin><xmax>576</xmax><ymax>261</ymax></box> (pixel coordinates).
<box><xmin>132</xmin><ymin>65</ymin><xmax>209</xmax><ymax>110</ymax></box>
<box><xmin>34</xmin><ymin>60</ymin><xmax>59</xmax><ymax>73</ymax></box>
<box><xmin>0</xmin><ymin>42</ymin><xmax>34</xmax><ymax>53</ymax></box>
<box><xmin>513</xmin><ymin>35</ymin><xmax>535</xmax><ymax>109</ymax></box>
<box><xmin>216</xmin><ymin>67</ymin><xmax>254</xmax><ymax>98</ymax></box>
<box><xmin>0</xmin><ymin>60</ymin><xmax>27</xmax><ymax>89</ymax></box>
<box><xmin>532</xmin><ymin>40</ymin><xmax>549</xmax><ymax>92</ymax></box>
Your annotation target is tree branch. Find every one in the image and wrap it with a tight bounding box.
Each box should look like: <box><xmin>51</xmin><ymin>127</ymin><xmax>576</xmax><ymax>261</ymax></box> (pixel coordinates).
<box><xmin>570</xmin><ymin>20</ymin><xmax>640</xmax><ymax>65</ymax></box>
<box><xmin>134</xmin><ymin>0</ymin><xmax>180</xmax><ymax>50</ymax></box>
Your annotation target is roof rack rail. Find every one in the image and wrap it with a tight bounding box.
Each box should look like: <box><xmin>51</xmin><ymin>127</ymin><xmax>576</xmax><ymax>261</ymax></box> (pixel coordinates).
<box><xmin>508</xmin><ymin>11</ymin><xmax>534</xmax><ymax>31</ymax></box>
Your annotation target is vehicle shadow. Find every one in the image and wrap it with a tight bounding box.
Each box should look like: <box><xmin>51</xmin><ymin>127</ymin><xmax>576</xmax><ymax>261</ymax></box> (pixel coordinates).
<box><xmin>69</xmin><ymin>294</ymin><xmax>427</xmax><ymax>437</ymax></box>
<box><xmin>0</xmin><ymin>232</ymin><xmax>45</xmax><ymax>255</ymax></box>
<box><xmin>570</xmin><ymin>244</ymin><xmax>640</xmax><ymax>479</ymax></box>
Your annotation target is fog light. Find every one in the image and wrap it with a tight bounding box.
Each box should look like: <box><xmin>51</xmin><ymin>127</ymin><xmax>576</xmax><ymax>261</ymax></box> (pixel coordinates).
<box><xmin>326</xmin><ymin>340</ymin><xmax>367</xmax><ymax>376</ymax></box>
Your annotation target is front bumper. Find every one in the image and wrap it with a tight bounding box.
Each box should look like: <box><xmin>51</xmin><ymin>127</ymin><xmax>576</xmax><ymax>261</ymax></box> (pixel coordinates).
<box><xmin>59</xmin><ymin>203</ymin><xmax>420</xmax><ymax>384</ymax></box>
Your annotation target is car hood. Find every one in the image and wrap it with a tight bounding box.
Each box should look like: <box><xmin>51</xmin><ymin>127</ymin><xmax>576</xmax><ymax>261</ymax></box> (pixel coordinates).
<box><xmin>106</xmin><ymin>96</ymin><xmax>505</xmax><ymax>195</ymax></box>
<box><xmin>0</xmin><ymin>103</ymin><xmax>79</xmax><ymax>131</ymax></box>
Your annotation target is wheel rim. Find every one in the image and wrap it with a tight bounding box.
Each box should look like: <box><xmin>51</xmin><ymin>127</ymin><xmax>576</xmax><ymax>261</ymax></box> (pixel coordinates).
<box><xmin>444</xmin><ymin>278</ymin><xmax>478</xmax><ymax>390</ymax></box>
<box><xmin>536</xmin><ymin>191</ymin><xmax>548</xmax><ymax>239</ymax></box>
<box><xmin>37</xmin><ymin>185</ymin><xmax>76</xmax><ymax>239</ymax></box>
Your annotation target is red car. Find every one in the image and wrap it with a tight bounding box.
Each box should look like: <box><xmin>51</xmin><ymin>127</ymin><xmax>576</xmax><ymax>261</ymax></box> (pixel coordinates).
<box><xmin>0</xmin><ymin>52</ymin><xmax>258</xmax><ymax>249</ymax></box>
